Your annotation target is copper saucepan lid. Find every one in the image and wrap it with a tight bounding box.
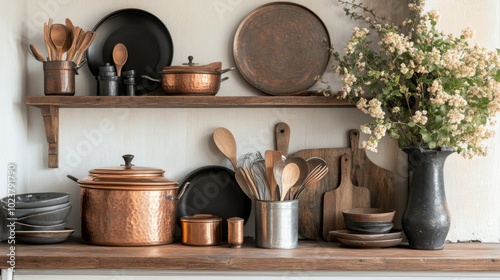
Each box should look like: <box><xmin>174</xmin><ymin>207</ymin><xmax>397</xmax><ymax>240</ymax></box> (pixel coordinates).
<box><xmin>77</xmin><ymin>154</ymin><xmax>178</xmax><ymax>189</ymax></box>
<box><xmin>159</xmin><ymin>56</ymin><xmax>233</xmax><ymax>74</ymax></box>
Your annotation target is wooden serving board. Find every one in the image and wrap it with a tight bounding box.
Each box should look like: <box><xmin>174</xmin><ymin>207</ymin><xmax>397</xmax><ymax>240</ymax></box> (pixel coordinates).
<box><xmin>349</xmin><ymin>129</ymin><xmax>395</xmax><ymax>210</ymax></box>
<box><xmin>322</xmin><ymin>153</ymin><xmax>371</xmax><ymax>240</ymax></box>
<box><xmin>292</xmin><ymin>146</ymin><xmax>350</xmax><ymax>239</ymax></box>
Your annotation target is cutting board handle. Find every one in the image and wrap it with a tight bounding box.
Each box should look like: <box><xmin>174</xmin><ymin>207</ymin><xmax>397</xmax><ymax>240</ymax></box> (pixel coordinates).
<box><xmin>349</xmin><ymin>129</ymin><xmax>360</xmax><ymax>153</ymax></box>
<box><xmin>275</xmin><ymin>122</ymin><xmax>290</xmax><ymax>157</ymax></box>
<box><xmin>338</xmin><ymin>153</ymin><xmax>352</xmax><ymax>189</ymax></box>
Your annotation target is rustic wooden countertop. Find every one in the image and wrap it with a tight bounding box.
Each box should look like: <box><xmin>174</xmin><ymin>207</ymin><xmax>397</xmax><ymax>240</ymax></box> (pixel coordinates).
<box><xmin>1</xmin><ymin>238</ymin><xmax>499</xmax><ymax>271</ymax></box>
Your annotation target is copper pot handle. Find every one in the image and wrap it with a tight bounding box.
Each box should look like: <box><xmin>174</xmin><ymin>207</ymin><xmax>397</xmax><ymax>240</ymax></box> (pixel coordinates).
<box><xmin>166</xmin><ymin>182</ymin><xmax>191</xmax><ymax>201</ymax></box>
<box><xmin>220</xmin><ymin>67</ymin><xmax>235</xmax><ymax>74</ymax></box>
<box><xmin>141</xmin><ymin>75</ymin><xmax>161</xmax><ymax>83</ymax></box>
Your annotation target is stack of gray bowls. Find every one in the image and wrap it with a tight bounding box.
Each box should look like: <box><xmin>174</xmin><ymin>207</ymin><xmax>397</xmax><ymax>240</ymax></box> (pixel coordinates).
<box><xmin>2</xmin><ymin>192</ymin><xmax>72</xmax><ymax>231</ymax></box>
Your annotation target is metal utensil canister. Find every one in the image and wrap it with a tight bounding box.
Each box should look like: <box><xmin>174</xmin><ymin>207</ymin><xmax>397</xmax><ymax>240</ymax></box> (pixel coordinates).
<box><xmin>43</xmin><ymin>61</ymin><xmax>77</xmax><ymax>95</ymax></box>
<box><xmin>255</xmin><ymin>199</ymin><xmax>298</xmax><ymax>249</ymax></box>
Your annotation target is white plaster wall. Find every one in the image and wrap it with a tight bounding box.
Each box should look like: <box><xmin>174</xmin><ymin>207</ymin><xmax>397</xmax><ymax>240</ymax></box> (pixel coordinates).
<box><xmin>0</xmin><ymin>0</ymin><xmax>28</xmax><ymax>240</ymax></box>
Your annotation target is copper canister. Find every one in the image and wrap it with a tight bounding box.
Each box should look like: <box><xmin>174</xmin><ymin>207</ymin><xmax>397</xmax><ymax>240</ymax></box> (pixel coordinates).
<box><xmin>227</xmin><ymin>217</ymin><xmax>244</xmax><ymax>248</ymax></box>
<box><xmin>180</xmin><ymin>214</ymin><xmax>222</xmax><ymax>246</ymax></box>
<box><xmin>76</xmin><ymin>154</ymin><xmax>179</xmax><ymax>246</ymax></box>
<box><xmin>43</xmin><ymin>61</ymin><xmax>76</xmax><ymax>95</ymax></box>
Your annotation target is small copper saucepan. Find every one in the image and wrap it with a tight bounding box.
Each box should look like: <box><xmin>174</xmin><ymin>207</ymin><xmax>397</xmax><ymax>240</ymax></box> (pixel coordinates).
<box><xmin>142</xmin><ymin>56</ymin><xmax>234</xmax><ymax>95</ymax></box>
<box><xmin>180</xmin><ymin>214</ymin><xmax>222</xmax><ymax>246</ymax></box>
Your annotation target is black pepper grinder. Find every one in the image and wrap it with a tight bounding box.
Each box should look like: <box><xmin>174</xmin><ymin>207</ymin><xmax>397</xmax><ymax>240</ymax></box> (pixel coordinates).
<box><xmin>122</xmin><ymin>70</ymin><xmax>137</xmax><ymax>96</ymax></box>
<box><xmin>98</xmin><ymin>63</ymin><xmax>120</xmax><ymax>96</ymax></box>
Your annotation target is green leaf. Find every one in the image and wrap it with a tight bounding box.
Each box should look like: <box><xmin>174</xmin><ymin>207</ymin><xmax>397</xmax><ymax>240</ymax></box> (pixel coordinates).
<box><xmin>421</xmin><ymin>132</ymin><xmax>431</xmax><ymax>143</ymax></box>
<box><xmin>429</xmin><ymin>141</ymin><xmax>437</xmax><ymax>149</ymax></box>
<box><xmin>408</xmin><ymin>122</ymin><xmax>416</xmax><ymax>128</ymax></box>
<box><xmin>390</xmin><ymin>131</ymin><xmax>400</xmax><ymax>139</ymax></box>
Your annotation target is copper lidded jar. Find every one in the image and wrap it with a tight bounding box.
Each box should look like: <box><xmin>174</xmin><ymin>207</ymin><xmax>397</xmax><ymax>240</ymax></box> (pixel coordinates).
<box><xmin>76</xmin><ymin>154</ymin><xmax>179</xmax><ymax>246</ymax></box>
<box><xmin>180</xmin><ymin>214</ymin><xmax>222</xmax><ymax>246</ymax></box>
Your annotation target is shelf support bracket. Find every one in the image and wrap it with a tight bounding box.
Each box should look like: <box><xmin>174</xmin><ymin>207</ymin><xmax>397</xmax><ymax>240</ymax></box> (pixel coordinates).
<box><xmin>41</xmin><ymin>106</ymin><xmax>59</xmax><ymax>168</ymax></box>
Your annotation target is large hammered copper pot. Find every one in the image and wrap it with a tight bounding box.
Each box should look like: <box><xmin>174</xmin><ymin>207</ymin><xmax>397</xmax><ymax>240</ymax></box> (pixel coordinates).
<box><xmin>141</xmin><ymin>56</ymin><xmax>234</xmax><ymax>95</ymax></box>
<box><xmin>76</xmin><ymin>154</ymin><xmax>179</xmax><ymax>246</ymax></box>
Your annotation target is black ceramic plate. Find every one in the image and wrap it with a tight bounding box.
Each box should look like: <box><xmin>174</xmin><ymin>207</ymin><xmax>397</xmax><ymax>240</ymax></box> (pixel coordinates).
<box><xmin>177</xmin><ymin>166</ymin><xmax>252</xmax><ymax>239</ymax></box>
<box><xmin>86</xmin><ymin>8</ymin><xmax>174</xmax><ymax>93</ymax></box>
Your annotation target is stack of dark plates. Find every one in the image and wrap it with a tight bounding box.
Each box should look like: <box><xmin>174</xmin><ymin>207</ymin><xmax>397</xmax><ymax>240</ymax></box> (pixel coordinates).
<box><xmin>330</xmin><ymin>208</ymin><xmax>402</xmax><ymax>248</ymax></box>
<box><xmin>2</xmin><ymin>192</ymin><xmax>74</xmax><ymax>244</ymax></box>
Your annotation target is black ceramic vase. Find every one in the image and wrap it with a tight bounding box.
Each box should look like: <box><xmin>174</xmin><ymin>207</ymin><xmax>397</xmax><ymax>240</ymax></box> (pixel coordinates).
<box><xmin>402</xmin><ymin>147</ymin><xmax>454</xmax><ymax>250</ymax></box>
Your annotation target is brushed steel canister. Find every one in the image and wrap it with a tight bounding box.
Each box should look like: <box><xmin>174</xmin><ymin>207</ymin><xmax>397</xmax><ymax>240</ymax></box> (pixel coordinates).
<box><xmin>255</xmin><ymin>199</ymin><xmax>298</xmax><ymax>249</ymax></box>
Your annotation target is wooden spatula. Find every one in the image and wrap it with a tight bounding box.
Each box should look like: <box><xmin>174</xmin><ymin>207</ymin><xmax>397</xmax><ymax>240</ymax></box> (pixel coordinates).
<box><xmin>265</xmin><ymin>150</ymin><xmax>282</xmax><ymax>201</ymax></box>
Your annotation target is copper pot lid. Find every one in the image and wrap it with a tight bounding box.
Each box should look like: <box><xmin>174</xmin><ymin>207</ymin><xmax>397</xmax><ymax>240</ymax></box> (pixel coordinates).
<box><xmin>78</xmin><ymin>154</ymin><xmax>178</xmax><ymax>189</ymax></box>
<box><xmin>180</xmin><ymin>214</ymin><xmax>222</xmax><ymax>223</ymax></box>
<box><xmin>159</xmin><ymin>56</ymin><xmax>222</xmax><ymax>74</ymax></box>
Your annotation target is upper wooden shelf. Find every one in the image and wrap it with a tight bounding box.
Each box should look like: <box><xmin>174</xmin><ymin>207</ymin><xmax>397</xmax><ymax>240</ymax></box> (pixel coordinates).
<box><xmin>1</xmin><ymin>238</ymin><xmax>499</xmax><ymax>271</ymax></box>
<box><xmin>26</xmin><ymin>95</ymin><xmax>353</xmax><ymax>108</ymax></box>
<box><xmin>26</xmin><ymin>95</ymin><xmax>353</xmax><ymax>168</ymax></box>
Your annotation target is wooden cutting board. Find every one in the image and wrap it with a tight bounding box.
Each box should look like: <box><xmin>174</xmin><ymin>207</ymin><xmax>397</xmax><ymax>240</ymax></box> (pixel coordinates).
<box><xmin>322</xmin><ymin>153</ymin><xmax>371</xmax><ymax>240</ymax></box>
<box><xmin>349</xmin><ymin>129</ymin><xmax>395</xmax><ymax>210</ymax></box>
<box><xmin>292</xmin><ymin>146</ymin><xmax>350</xmax><ymax>239</ymax></box>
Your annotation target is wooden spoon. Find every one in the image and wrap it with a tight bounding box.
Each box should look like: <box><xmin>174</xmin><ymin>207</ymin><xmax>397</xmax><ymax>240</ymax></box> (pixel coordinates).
<box><xmin>213</xmin><ymin>127</ymin><xmax>238</xmax><ymax>170</ymax></box>
<box><xmin>279</xmin><ymin>163</ymin><xmax>300</xmax><ymax>201</ymax></box>
<box><xmin>28</xmin><ymin>44</ymin><xmax>46</xmax><ymax>62</ymax></box>
<box><xmin>50</xmin><ymin>24</ymin><xmax>68</xmax><ymax>60</ymax></box>
<box><xmin>112</xmin><ymin>43</ymin><xmax>128</xmax><ymax>77</ymax></box>
<box><xmin>65</xmin><ymin>18</ymin><xmax>75</xmax><ymax>30</ymax></box>
<box><xmin>212</xmin><ymin>127</ymin><xmax>255</xmax><ymax>200</ymax></box>
<box><xmin>286</xmin><ymin>156</ymin><xmax>309</xmax><ymax>199</ymax></box>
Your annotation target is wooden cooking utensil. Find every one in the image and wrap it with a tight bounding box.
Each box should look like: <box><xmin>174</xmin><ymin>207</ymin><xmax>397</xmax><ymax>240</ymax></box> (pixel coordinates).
<box><xmin>286</xmin><ymin>156</ymin><xmax>309</xmax><ymax>199</ymax></box>
<box><xmin>275</xmin><ymin>122</ymin><xmax>290</xmax><ymax>157</ymax></box>
<box><xmin>213</xmin><ymin>127</ymin><xmax>238</xmax><ymax>170</ymax></box>
<box><xmin>264</xmin><ymin>150</ymin><xmax>282</xmax><ymax>201</ymax></box>
<box><xmin>322</xmin><ymin>153</ymin><xmax>371</xmax><ymax>241</ymax></box>
<box><xmin>65</xmin><ymin>27</ymin><xmax>82</xmax><ymax>62</ymax></box>
<box><xmin>292</xmin><ymin>146</ymin><xmax>350</xmax><ymax>239</ymax></box>
<box><xmin>28</xmin><ymin>44</ymin><xmax>46</xmax><ymax>62</ymax></box>
<box><xmin>349</xmin><ymin>129</ymin><xmax>395</xmax><ymax>210</ymax></box>
<box><xmin>44</xmin><ymin>22</ymin><xmax>56</xmax><ymax>61</ymax></box>
<box><xmin>65</xmin><ymin>18</ymin><xmax>75</xmax><ymax>30</ymax></box>
<box><xmin>113</xmin><ymin>43</ymin><xmax>128</xmax><ymax>77</ymax></box>
<box><xmin>50</xmin><ymin>24</ymin><xmax>68</xmax><ymax>60</ymax></box>
<box><xmin>75</xmin><ymin>31</ymin><xmax>96</xmax><ymax>65</ymax></box>
<box><xmin>212</xmin><ymin>127</ymin><xmax>255</xmax><ymax>200</ymax></box>
<box><xmin>279</xmin><ymin>162</ymin><xmax>300</xmax><ymax>201</ymax></box>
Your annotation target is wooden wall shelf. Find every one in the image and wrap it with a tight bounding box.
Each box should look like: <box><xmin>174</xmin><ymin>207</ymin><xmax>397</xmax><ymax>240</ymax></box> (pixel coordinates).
<box><xmin>26</xmin><ymin>95</ymin><xmax>353</xmax><ymax>168</ymax></box>
<box><xmin>1</xmin><ymin>239</ymin><xmax>499</xmax><ymax>271</ymax></box>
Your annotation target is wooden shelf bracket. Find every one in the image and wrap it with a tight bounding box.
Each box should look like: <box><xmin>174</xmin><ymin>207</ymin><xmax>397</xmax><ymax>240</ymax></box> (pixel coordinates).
<box><xmin>41</xmin><ymin>105</ymin><xmax>59</xmax><ymax>168</ymax></box>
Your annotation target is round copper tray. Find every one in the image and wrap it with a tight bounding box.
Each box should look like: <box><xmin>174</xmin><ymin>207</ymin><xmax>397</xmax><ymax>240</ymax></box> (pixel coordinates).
<box><xmin>233</xmin><ymin>2</ymin><xmax>330</xmax><ymax>95</ymax></box>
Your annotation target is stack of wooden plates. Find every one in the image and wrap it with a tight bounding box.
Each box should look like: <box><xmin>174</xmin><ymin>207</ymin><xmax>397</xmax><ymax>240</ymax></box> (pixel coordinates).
<box><xmin>329</xmin><ymin>229</ymin><xmax>403</xmax><ymax>248</ymax></box>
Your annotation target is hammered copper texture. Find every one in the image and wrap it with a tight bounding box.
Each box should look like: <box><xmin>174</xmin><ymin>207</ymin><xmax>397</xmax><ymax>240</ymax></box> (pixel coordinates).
<box><xmin>80</xmin><ymin>188</ymin><xmax>177</xmax><ymax>246</ymax></box>
<box><xmin>161</xmin><ymin>73</ymin><xmax>221</xmax><ymax>95</ymax></box>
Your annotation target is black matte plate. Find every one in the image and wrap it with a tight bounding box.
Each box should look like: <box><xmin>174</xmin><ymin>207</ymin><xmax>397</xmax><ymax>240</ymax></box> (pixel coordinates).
<box><xmin>86</xmin><ymin>8</ymin><xmax>173</xmax><ymax>94</ymax></box>
<box><xmin>177</xmin><ymin>166</ymin><xmax>252</xmax><ymax>239</ymax></box>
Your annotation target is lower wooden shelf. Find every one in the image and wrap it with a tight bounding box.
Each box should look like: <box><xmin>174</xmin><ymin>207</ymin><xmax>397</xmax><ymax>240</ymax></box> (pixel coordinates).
<box><xmin>2</xmin><ymin>238</ymin><xmax>499</xmax><ymax>271</ymax></box>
